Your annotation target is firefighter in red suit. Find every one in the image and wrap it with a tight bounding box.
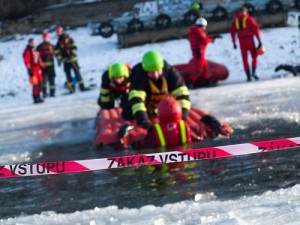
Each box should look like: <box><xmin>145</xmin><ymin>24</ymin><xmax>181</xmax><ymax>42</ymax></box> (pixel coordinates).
<box><xmin>188</xmin><ymin>17</ymin><xmax>221</xmax><ymax>88</ymax></box>
<box><xmin>231</xmin><ymin>7</ymin><xmax>262</xmax><ymax>81</ymax></box>
<box><xmin>133</xmin><ymin>97</ymin><xmax>191</xmax><ymax>148</ymax></box>
<box><xmin>23</xmin><ymin>38</ymin><xmax>45</xmax><ymax>104</ymax></box>
<box><xmin>37</xmin><ymin>32</ymin><xmax>56</xmax><ymax>97</ymax></box>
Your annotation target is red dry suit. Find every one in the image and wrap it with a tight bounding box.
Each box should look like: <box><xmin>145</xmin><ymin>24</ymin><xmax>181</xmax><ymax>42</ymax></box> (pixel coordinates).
<box><xmin>230</xmin><ymin>13</ymin><xmax>261</xmax><ymax>72</ymax></box>
<box><xmin>140</xmin><ymin>120</ymin><xmax>191</xmax><ymax>148</ymax></box>
<box><xmin>23</xmin><ymin>45</ymin><xmax>45</xmax><ymax>95</ymax></box>
<box><xmin>188</xmin><ymin>26</ymin><xmax>213</xmax><ymax>81</ymax></box>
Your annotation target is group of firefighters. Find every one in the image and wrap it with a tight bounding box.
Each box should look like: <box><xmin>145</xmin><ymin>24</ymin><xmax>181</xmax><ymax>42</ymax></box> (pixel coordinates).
<box><xmin>23</xmin><ymin>5</ymin><xmax>271</xmax><ymax>147</ymax></box>
<box><xmin>96</xmin><ymin>5</ymin><xmax>266</xmax><ymax>148</ymax></box>
<box><xmin>22</xmin><ymin>26</ymin><xmax>87</xmax><ymax>103</ymax></box>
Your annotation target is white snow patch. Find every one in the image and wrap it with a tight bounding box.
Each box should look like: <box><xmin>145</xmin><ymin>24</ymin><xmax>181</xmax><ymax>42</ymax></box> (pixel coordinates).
<box><xmin>2</xmin><ymin>185</ymin><xmax>300</xmax><ymax>225</ymax></box>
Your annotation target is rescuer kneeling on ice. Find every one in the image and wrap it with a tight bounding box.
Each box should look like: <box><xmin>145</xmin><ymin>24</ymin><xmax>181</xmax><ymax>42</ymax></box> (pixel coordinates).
<box><xmin>133</xmin><ymin>97</ymin><xmax>192</xmax><ymax>148</ymax></box>
<box><xmin>97</xmin><ymin>63</ymin><xmax>131</xmax><ymax>109</ymax></box>
<box><xmin>23</xmin><ymin>38</ymin><xmax>45</xmax><ymax>104</ymax></box>
<box><xmin>122</xmin><ymin>51</ymin><xmax>191</xmax><ymax>129</ymax></box>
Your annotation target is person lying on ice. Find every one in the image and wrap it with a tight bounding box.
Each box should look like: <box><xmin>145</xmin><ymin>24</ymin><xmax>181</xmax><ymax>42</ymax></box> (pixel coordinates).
<box><xmin>23</xmin><ymin>38</ymin><xmax>45</xmax><ymax>104</ymax></box>
<box><xmin>132</xmin><ymin>98</ymin><xmax>192</xmax><ymax>148</ymax></box>
<box><xmin>275</xmin><ymin>64</ymin><xmax>300</xmax><ymax>77</ymax></box>
<box><xmin>37</xmin><ymin>32</ymin><xmax>56</xmax><ymax>98</ymax></box>
<box><xmin>117</xmin><ymin>98</ymin><xmax>229</xmax><ymax>149</ymax></box>
<box><xmin>231</xmin><ymin>7</ymin><xmax>263</xmax><ymax>82</ymax></box>
<box><xmin>122</xmin><ymin>51</ymin><xmax>191</xmax><ymax>129</ymax></box>
<box><xmin>54</xmin><ymin>26</ymin><xmax>87</xmax><ymax>93</ymax></box>
<box><xmin>98</xmin><ymin>63</ymin><xmax>131</xmax><ymax>109</ymax></box>
<box><xmin>188</xmin><ymin>17</ymin><xmax>221</xmax><ymax>88</ymax></box>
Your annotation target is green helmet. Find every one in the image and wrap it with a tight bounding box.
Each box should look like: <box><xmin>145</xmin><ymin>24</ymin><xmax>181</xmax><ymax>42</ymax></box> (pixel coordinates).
<box><xmin>108</xmin><ymin>63</ymin><xmax>129</xmax><ymax>79</ymax></box>
<box><xmin>142</xmin><ymin>51</ymin><xmax>164</xmax><ymax>72</ymax></box>
<box><xmin>191</xmin><ymin>2</ymin><xmax>200</xmax><ymax>10</ymax></box>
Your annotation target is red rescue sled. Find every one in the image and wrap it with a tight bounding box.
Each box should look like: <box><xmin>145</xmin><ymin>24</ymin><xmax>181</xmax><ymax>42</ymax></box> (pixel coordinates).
<box><xmin>95</xmin><ymin>107</ymin><xmax>233</xmax><ymax>148</ymax></box>
<box><xmin>174</xmin><ymin>59</ymin><xmax>229</xmax><ymax>87</ymax></box>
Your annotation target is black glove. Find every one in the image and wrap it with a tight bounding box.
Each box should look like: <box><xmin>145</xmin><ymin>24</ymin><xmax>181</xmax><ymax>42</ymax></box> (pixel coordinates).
<box><xmin>201</xmin><ymin>115</ymin><xmax>222</xmax><ymax>132</ymax></box>
<box><xmin>195</xmin><ymin>49</ymin><xmax>201</xmax><ymax>59</ymax></box>
<box><xmin>213</xmin><ymin>35</ymin><xmax>222</xmax><ymax>39</ymax></box>
<box><xmin>233</xmin><ymin>43</ymin><xmax>237</xmax><ymax>49</ymax></box>
<box><xmin>141</xmin><ymin>120</ymin><xmax>152</xmax><ymax>130</ymax></box>
<box><xmin>257</xmin><ymin>41</ymin><xmax>262</xmax><ymax>48</ymax></box>
<box><xmin>117</xmin><ymin>123</ymin><xmax>134</xmax><ymax>138</ymax></box>
<box><xmin>27</xmin><ymin>68</ymin><xmax>33</xmax><ymax>77</ymax></box>
<box><xmin>58</xmin><ymin>60</ymin><xmax>61</xmax><ymax>67</ymax></box>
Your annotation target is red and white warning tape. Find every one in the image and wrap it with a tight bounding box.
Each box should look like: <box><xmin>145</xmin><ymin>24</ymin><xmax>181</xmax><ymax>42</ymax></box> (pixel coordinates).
<box><xmin>1</xmin><ymin>137</ymin><xmax>300</xmax><ymax>179</ymax></box>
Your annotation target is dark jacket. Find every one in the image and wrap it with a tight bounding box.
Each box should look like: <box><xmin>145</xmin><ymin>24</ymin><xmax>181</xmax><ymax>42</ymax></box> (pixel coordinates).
<box><xmin>128</xmin><ymin>61</ymin><xmax>190</xmax><ymax>124</ymax></box>
<box><xmin>98</xmin><ymin>70</ymin><xmax>130</xmax><ymax>109</ymax></box>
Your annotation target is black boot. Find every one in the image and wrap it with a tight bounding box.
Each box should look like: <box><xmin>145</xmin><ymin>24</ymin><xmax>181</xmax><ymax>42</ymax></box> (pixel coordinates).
<box><xmin>186</xmin><ymin>79</ymin><xmax>194</xmax><ymax>89</ymax></box>
<box><xmin>67</xmin><ymin>82</ymin><xmax>75</xmax><ymax>94</ymax></box>
<box><xmin>50</xmin><ymin>89</ymin><xmax>55</xmax><ymax>97</ymax></box>
<box><xmin>204</xmin><ymin>78</ymin><xmax>213</xmax><ymax>87</ymax></box>
<box><xmin>246</xmin><ymin>71</ymin><xmax>251</xmax><ymax>82</ymax></box>
<box><xmin>33</xmin><ymin>95</ymin><xmax>38</xmax><ymax>104</ymax></box>
<box><xmin>36</xmin><ymin>94</ymin><xmax>44</xmax><ymax>103</ymax></box>
<box><xmin>252</xmin><ymin>66</ymin><xmax>259</xmax><ymax>80</ymax></box>
<box><xmin>42</xmin><ymin>87</ymin><xmax>47</xmax><ymax>98</ymax></box>
<box><xmin>79</xmin><ymin>83</ymin><xmax>86</xmax><ymax>92</ymax></box>
<box><xmin>33</xmin><ymin>95</ymin><xmax>43</xmax><ymax>104</ymax></box>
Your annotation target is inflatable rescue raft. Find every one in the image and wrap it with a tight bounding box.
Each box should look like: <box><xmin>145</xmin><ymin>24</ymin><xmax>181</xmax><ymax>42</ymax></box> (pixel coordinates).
<box><xmin>174</xmin><ymin>59</ymin><xmax>229</xmax><ymax>87</ymax></box>
<box><xmin>95</xmin><ymin>107</ymin><xmax>233</xmax><ymax>148</ymax></box>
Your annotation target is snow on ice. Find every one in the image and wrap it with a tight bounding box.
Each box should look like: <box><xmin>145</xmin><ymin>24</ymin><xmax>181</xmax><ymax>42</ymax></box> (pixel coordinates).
<box><xmin>0</xmin><ymin>11</ymin><xmax>299</xmax><ymax>225</ymax></box>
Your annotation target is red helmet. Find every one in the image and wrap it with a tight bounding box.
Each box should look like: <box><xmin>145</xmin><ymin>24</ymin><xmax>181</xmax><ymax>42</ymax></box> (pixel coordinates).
<box><xmin>42</xmin><ymin>32</ymin><xmax>50</xmax><ymax>38</ymax></box>
<box><xmin>56</xmin><ymin>26</ymin><xmax>64</xmax><ymax>34</ymax></box>
<box><xmin>29</xmin><ymin>76</ymin><xmax>38</xmax><ymax>85</ymax></box>
<box><xmin>157</xmin><ymin>97</ymin><xmax>182</xmax><ymax>123</ymax></box>
<box><xmin>256</xmin><ymin>46</ymin><xmax>265</xmax><ymax>55</ymax></box>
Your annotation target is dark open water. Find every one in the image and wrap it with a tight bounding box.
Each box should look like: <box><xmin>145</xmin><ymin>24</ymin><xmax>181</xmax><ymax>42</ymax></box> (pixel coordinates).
<box><xmin>1</xmin><ymin>117</ymin><xmax>300</xmax><ymax>219</ymax></box>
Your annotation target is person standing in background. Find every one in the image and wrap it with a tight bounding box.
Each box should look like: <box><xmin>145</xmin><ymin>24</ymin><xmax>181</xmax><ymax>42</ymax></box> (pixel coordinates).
<box><xmin>189</xmin><ymin>17</ymin><xmax>220</xmax><ymax>87</ymax></box>
<box><xmin>23</xmin><ymin>38</ymin><xmax>45</xmax><ymax>104</ymax></box>
<box><xmin>54</xmin><ymin>26</ymin><xmax>87</xmax><ymax>93</ymax></box>
<box><xmin>37</xmin><ymin>32</ymin><xmax>56</xmax><ymax>97</ymax></box>
<box><xmin>231</xmin><ymin>7</ymin><xmax>263</xmax><ymax>81</ymax></box>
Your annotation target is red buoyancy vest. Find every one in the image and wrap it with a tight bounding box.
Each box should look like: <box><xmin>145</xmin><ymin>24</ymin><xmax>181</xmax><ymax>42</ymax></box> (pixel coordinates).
<box><xmin>23</xmin><ymin>46</ymin><xmax>45</xmax><ymax>69</ymax></box>
<box><xmin>109</xmin><ymin>79</ymin><xmax>130</xmax><ymax>95</ymax></box>
<box><xmin>231</xmin><ymin>14</ymin><xmax>260</xmax><ymax>39</ymax></box>
<box><xmin>153</xmin><ymin>120</ymin><xmax>191</xmax><ymax>147</ymax></box>
<box><xmin>189</xmin><ymin>26</ymin><xmax>213</xmax><ymax>51</ymax></box>
<box><xmin>38</xmin><ymin>42</ymin><xmax>55</xmax><ymax>66</ymax></box>
<box><xmin>38</xmin><ymin>42</ymin><xmax>55</xmax><ymax>58</ymax></box>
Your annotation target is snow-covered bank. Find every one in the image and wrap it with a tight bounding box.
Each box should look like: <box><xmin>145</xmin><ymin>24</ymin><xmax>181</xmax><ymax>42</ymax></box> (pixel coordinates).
<box><xmin>2</xmin><ymin>184</ymin><xmax>300</xmax><ymax>225</ymax></box>
<box><xmin>0</xmin><ymin>12</ymin><xmax>299</xmax><ymax>104</ymax></box>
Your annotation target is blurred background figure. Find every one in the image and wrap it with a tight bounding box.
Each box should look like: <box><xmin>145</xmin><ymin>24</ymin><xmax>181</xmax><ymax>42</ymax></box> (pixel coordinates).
<box><xmin>188</xmin><ymin>17</ymin><xmax>221</xmax><ymax>87</ymax></box>
<box><xmin>23</xmin><ymin>38</ymin><xmax>45</xmax><ymax>104</ymax></box>
<box><xmin>231</xmin><ymin>7</ymin><xmax>262</xmax><ymax>82</ymax></box>
<box><xmin>37</xmin><ymin>32</ymin><xmax>56</xmax><ymax>97</ymax></box>
<box><xmin>54</xmin><ymin>26</ymin><xmax>87</xmax><ymax>93</ymax></box>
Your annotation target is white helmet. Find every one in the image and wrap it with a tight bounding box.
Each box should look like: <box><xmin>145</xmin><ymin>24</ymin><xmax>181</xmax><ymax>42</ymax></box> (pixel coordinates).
<box><xmin>195</xmin><ymin>17</ymin><xmax>207</xmax><ymax>27</ymax></box>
